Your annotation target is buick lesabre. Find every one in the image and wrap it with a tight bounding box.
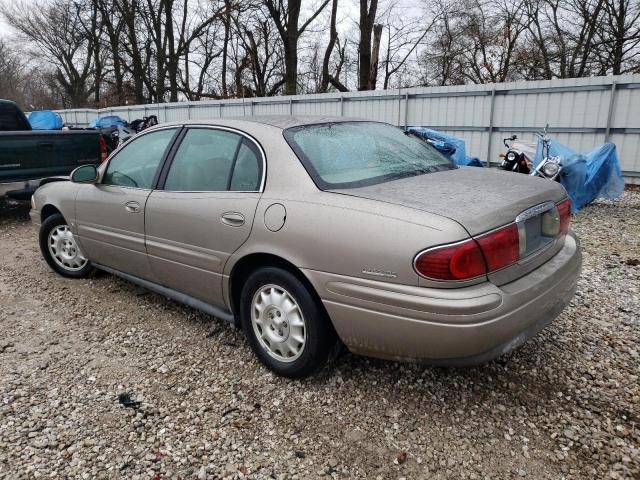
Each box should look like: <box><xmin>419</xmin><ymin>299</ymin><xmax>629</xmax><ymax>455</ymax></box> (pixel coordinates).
<box><xmin>30</xmin><ymin>117</ymin><xmax>581</xmax><ymax>377</ymax></box>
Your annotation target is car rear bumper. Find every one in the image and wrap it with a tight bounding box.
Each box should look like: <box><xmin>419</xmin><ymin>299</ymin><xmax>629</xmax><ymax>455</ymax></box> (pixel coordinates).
<box><xmin>302</xmin><ymin>232</ymin><xmax>581</xmax><ymax>365</ymax></box>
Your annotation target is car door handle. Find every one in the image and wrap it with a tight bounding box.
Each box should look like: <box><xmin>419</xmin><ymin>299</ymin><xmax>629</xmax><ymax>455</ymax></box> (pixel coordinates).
<box><xmin>37</xmin><ymin>141</ymin><xmax>54</xmax><ymax>151</ymax></box>
<box><xmin>125</xmin><ymin>201</ymin><xmax>141</xmax><ymax>213</ymax></box>
<box><xmin>221</xmin><ymin>212</ymin><xmax>245</xmax><ymax>227</ymax></box>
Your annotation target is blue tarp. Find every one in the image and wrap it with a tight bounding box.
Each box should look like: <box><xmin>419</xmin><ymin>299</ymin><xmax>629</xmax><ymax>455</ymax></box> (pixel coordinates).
<box><xmin>89</xmin><ymin>115</ymin><xmax>128</xmax><ymax>129</ymax></box>
<box><xmin>408</xmin><ymin>127</ymin><xmax>483</xmax><ymax>167</ymax></box>
<box><xmin>28</xmin><ymin>110</ymin><xmax>64</xmax><ymax>130</ymax></box>
<box><xmin>532</xmin><ymin>138</ymin><xmax>625</xmax><ymax>212</ymax></box>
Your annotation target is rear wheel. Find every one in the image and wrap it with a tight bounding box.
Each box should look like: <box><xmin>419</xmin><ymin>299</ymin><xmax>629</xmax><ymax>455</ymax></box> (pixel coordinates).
<box><xmin>240</xmin><ymin>267</ymin><xmax>336</xmax><ymax>378</ymax></box>
<box><xmin>39</xmin><ymin>213</ymin><xmax>94</xmax><ymax>278</ymax></box>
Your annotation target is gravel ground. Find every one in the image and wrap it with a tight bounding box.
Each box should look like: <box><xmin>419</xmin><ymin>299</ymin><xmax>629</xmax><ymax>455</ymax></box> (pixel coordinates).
<box><xmin>0</xmin><ymin>192</ymin><xmax>638</xmax><ymax>480</ymax></box>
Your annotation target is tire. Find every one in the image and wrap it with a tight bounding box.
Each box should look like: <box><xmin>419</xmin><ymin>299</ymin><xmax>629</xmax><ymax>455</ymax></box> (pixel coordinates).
<box><xmin>39</xmin><ymin>213</ymin><xmax>94</xmax><ymax>278</ymax></box>
<box><xmin>239</xmin><ymin>267</ymin><xmax>337</xmax><ymax>378</ymax></box>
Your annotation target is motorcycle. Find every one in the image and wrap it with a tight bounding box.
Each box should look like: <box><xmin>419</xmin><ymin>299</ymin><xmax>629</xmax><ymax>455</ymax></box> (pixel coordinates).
<box><xmin>129</xmin><ymin>115</ymin><xmax>158</xmax><ymax>134</ymax></box>
<box><xmin>530</xmin><ymin>126</ymin><xmax>563</xmax><ymax>181</ymax></box>
<box><xmin>500</xmin><ymin>126</ymin><xmax>563</xmax><ymax>182</ymax></box>
<box><xmin>500</xmin><ymin>135</ymin><xmax>531</xmax><ymax>174</ymax></box>
<box><xmin>105</xmin><ymin>115</ymin><xmax>159</xmax><ymax>152</ymax></box>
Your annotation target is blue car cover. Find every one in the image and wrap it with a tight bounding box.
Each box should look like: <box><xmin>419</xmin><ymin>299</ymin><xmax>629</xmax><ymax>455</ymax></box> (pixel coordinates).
<box><xmin>28</xmin><ymin>110</ymin><xmax>64</xmax><ymax>130</ymax></box>
<box><xmin>532</xmin><ymin>138</ymin><xmax>625</xmax><ymax>212</ymax></box>
<box><xmin>89</xmin><ymin>115</ymin><xmax>128</xmax><ymax>129</ymax></box>
<box><xmin>407</xmin><ymin>127</ymin><xmax>483</xmax><ymax>167</ymax></box>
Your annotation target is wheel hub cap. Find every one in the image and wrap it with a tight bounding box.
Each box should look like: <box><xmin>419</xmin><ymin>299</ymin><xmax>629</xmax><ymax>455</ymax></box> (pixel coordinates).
<box><xmin>48</xmin><ymin>225</ymin><xmax>88</xmax><ymax>272</ymax></box>
<box><xmin>251</xmin><ymin>285</ymin><xmax>306</xmax><ymax>363</ymax></box>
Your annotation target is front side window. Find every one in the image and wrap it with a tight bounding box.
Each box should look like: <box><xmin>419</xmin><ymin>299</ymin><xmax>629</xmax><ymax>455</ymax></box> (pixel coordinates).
<box><xmin>284</xmin><ymin>121</ymin><xmax>455</xmax><ymax>189</ymax></box>
<box><xmin>164</xmin><ymin>128</ymin><xmax>262</xmax><ymax>192</ymax></box>
<box><xmin>103</xmin><ymin>128</ymin><xmax>177</xmax><ymax>189</ymax></box>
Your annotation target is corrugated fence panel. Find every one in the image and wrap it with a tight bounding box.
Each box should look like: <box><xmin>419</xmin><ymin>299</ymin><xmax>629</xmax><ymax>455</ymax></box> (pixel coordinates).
<box><xmin>50</xmin><ymin>74</ymin><xmax>640</xmax><ymax>180</ymax></box>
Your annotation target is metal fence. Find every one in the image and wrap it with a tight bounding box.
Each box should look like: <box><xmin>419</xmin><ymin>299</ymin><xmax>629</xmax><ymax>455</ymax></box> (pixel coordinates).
<box><xmin>53</xmin><ymin>74</ymin><xmax>640</xmax><ymax>181</ymax></box>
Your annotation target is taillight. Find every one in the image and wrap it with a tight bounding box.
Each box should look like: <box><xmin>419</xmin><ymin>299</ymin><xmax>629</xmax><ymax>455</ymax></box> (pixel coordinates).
<box><xmin>475</xmin><ymin>223</ymin><xmax>520</xmax><ymax>272</ymax></box>
<box><xmin>557</xmin><ymin>198</ymin><xmax>571</xmax><ymax>235</ymax></box>
<box><xmin>99</xmin><ymin>136</ymin><xmax>108</xmax><ymax>162</ymax></box>
<box><xmin>414</xmin><ymin>239</ymin><xmax>486</xmax><ymax>281</ymax></box>
<box><xmin>414</xmin><ymin>224</ymin><xmax>519</xmax><ymax>281</ymax></box>
<box><xmin>415</xmin><ymin>201</ymin><xmax>571</xmax><ymax>282</ymax></box>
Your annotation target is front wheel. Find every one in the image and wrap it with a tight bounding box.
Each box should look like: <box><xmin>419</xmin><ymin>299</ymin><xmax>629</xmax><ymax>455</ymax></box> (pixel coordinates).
<box><xmin>39</xmin><ymin>213</ymin><xmax>94</xmax><ymax>278</ymax></box>
<box><xmin>239</xmin><ymin>267</ymin><xmax>336</xmax><ymax>378</ymax></box>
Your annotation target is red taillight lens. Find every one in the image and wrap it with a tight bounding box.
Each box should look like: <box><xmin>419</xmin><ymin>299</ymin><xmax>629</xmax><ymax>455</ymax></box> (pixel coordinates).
<box><xmin>414</xmin><ymin>239</ymin><xmax>486</xmax><ymax>281</ymax></box>
<box><xmin>557</xmin><ymin>198</ymin><xmax>571</xmax><ymax>235</ymax></box>
<box><xmin>99</xmin><ymin>135</ymin><xmax>108</xmax><ymax>162</ymax></box>
<box><xmin>475</xmin><ymin>223</ymin><xmax>520</xmax><ymax>272</ymax></box>
<box><xmin>414</xmin><ymin>223</ymin><xmax>521</xmax><ymax>281</ymax></box>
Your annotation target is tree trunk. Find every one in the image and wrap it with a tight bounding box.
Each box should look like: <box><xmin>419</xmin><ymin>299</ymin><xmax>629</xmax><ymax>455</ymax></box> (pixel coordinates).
<box><xmin>368</xmin><ymin>23</ymin><xmax>382</xmax><ymax>90</ymax></box>
<box><xmin>283</xmin><ymin>38</ymin><xmax>298</xmax><ymax>95</ymax></box>
<box><xmin>320</xmin><ymin>0</ymin><xmax>339</xmax><ymax>93</ymax></box>
<box><xmin>358</xmin><ymin>0</ymin><xmax>378</xmax><ymax>90</ymax></box>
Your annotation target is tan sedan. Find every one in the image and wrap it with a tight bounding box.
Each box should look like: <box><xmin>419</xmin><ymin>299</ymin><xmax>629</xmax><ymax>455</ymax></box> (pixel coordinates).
<box><xmin>30</xmin><ymin>117</ymin><xmax>581</xmax><ymax>377</ymax></box>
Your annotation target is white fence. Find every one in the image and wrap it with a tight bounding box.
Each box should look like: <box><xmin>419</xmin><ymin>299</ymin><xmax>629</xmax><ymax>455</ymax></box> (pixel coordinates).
<box><xmin>54</xmin><ymin>74</ymin><xmax>640</xmax><ymax>180</ymax></box>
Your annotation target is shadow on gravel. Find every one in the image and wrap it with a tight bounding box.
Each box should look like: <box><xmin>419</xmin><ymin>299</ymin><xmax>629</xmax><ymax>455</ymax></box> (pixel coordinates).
<box><xmin>0</xmin><ymin>198</ymin><xmax>31</xmax><ymax>225</ymax></box>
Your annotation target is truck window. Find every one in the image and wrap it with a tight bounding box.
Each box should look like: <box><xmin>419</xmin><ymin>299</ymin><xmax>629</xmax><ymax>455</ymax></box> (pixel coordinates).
<box><xmin>0</xmin><ymin>102</ymin><xmax>31</xmax><ymax>131</ymax></box>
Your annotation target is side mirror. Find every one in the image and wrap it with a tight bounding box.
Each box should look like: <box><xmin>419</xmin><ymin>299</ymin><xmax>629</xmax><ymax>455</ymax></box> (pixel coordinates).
<box><xmin>71</xmin><ymin>164</ymin><xmax>98</xmax><ymax>184</ymax></box>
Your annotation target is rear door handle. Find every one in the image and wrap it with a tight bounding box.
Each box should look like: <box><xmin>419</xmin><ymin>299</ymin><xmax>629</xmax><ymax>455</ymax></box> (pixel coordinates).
<box><xmin>37</xmin><ymin>141</ymin><xmax>54</xmax><ymax>151</ymax></box>
<box><xmin>221</xmin><ymin>212</ymin><xmax>245</xmax><ymax>227</ymax></box>
<box><xmin>125</xmin><ymin>201</ymin><xmax>141</xmax><ymax>213</ymax></box>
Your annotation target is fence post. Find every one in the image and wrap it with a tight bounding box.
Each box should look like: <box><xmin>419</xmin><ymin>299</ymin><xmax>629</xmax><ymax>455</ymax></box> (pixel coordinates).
<box><xmin>340</xmin><ymin>96</ymin><xmax>344</xmax><ymax>117</ymax></box>
<box><xmin>486</xmin><ymin>89</ymin><xmax>496</xmax><ymax>167</ymax></box>
<box><xmin>187</xmin><ymin>102</ymin><xmax>191</xmax><ymax>120</ymax></box>
<box><xmin>605</xmin><ymin>81</ymin><xmax>617</xmax><ymax>143</ymax></box>
<box><xmin>403</xmin><ymin>93</ymin><xmax>409</xmax><ymax>131</ymax></box>
<box><xmin>289</xmin><ymin>98</ymin><xmax>293</xmax><ymax>115</ymax></box>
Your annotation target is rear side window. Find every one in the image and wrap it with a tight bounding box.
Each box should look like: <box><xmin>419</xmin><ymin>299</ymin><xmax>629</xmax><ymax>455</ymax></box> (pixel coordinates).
<box><xmin>164</xmin><ymin>128</ymin><xmax>262</xmax><ymax>192</ymax></box>
<box><xmin>230</xmin><ymin>142</ymin><xmax>261</xmax><ymax>191</ymax></box>
<box><xmin>103</xmin><ymin>128</ymin><xmax>177</xmax><ymax>189</ymax></box>
<box><xmin>0</xmin><ymin>102</ymin><xmax>31</xmax><ymax>131</ymax></box>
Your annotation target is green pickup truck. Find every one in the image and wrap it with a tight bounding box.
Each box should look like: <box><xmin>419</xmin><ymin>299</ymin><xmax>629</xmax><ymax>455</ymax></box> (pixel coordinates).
<box><xmin>0</xmin><ymin>99</ymin><xmax>106</xmax><ymax>200</ymax></box>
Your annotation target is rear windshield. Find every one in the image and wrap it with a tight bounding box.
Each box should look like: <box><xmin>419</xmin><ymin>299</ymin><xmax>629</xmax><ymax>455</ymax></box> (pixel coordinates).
<box><xmin>0</xmin><ymin>102</ymin><xmax>31</xmax><ymax>131</ymax></box>
<box><xmin>284</xmin><ymin>121</ymin><xmax>455</xmax><ymax>189</ymax></box>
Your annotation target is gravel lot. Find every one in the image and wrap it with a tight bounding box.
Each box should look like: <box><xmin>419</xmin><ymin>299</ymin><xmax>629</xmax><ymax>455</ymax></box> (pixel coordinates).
<box><xmin>0</xmin><ymin>192</ymin><xmax>638</xmax><ymax>479</ymax></box>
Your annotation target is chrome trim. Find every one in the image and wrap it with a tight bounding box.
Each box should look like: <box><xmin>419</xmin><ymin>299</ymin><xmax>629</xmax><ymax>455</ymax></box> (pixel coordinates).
<box><xmin>515</xmin><ymin>201</ymin><xmax>556</xmax><ymax>223</ymax></box>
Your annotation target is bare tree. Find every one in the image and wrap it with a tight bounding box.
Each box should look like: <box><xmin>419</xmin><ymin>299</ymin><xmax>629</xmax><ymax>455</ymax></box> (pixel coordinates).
<box><xmin>1</xmin><ymin>0</ymin><xmax>99</xmax><ymax>107</ymax></box>
<box><xmin>596</xmin><ymin>0</ymin><xmax>640</xmax><ymax>74</ymax></box>
<box><xmin>319</xmin><ymin>0</ymin><xmax>339</xmax><ymax>92</ymax></box>
<box><xmin>263</xmin><ymin>0</ymin><xmax>331</xmax><ymax>95</ymax></box>
<box><xmin>358</xmin><ymin>0</ymin><xmax>379</xmax><ymax>90</ymax></box>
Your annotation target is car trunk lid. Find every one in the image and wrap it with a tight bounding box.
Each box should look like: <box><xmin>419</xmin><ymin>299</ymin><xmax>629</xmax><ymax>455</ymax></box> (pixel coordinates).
<box><xmin>332</xmin><ymin>167</ymin><xmax>569</xmax><ymax>285</ymax></box>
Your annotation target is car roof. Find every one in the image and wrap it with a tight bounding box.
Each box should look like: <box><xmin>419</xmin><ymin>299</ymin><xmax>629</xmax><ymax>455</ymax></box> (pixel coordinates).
<box><xmin>174</xmin><ymin>115</ymin><xmax>368</xmax><ymax>130</ymax></box>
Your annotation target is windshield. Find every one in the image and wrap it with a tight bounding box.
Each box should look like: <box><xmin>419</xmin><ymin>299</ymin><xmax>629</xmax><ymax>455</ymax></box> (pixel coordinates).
<box><xmin>284</xmin><ymin>121</ymin><xmax>455</xmax><ymax>189</ymax></box>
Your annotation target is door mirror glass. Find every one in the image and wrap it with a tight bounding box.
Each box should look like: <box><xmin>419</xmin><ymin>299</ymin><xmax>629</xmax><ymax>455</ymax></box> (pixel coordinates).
<box><xmin>71</xmin><ymin>164</ymin><xmax>98</xmax><ymax>183</ymax></box>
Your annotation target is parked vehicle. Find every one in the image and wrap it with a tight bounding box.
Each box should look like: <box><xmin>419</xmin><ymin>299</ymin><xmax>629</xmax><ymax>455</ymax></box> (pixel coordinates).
<box><xmin>30</xmin><ymin>117</ymin><xmax>581</xmax><ymax>378</ymax></box>
<box><xmin>500</xmin><ymin>135</ymin><xmax>532</xmax><ymax>174</ymax></box>
<box><xmin>530</xmin><ymin>127</ymin><xmax>563</xmax><ymax>181</ymax></box>
<box><xmin>130</xmin><ymin>115</ymin><xmax>159</xmax><ymax>134</ymax></box>
<box><xmin>501</xmin><ymin>127</ymin><xmax>564</xmax><ymax>181</ymax></box>
<box><xmin>0</xmin><ymin>100</ymin><xmax>107</xmax><ymax>200</ymax></box>
<box><xmin>95</xmin><ymin>115</ymin><xmax>160</xmax><ymax>153</ymax></box>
